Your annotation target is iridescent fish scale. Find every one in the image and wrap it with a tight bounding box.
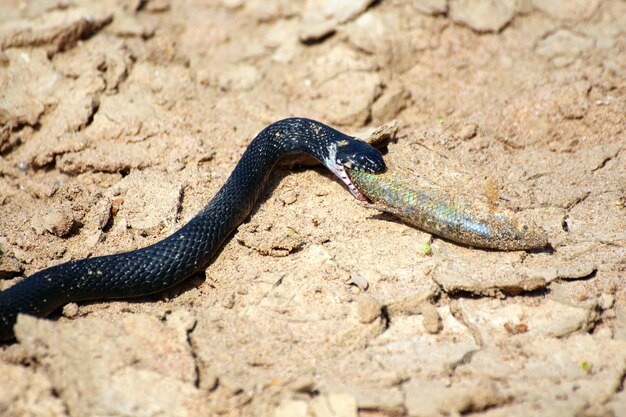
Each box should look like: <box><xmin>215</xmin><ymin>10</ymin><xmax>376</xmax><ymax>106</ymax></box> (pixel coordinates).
<box><xmin>347</xmin><ymin>168</ymin><xmax>548</xmax><ymax>251</ymax></box>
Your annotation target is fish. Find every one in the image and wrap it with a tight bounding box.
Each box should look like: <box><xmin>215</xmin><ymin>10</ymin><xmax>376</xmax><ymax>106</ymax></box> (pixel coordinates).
<box><xmin>346</xmin><ymin>167</ymin><xmax>549</xmax><ymax>251</ymax></box>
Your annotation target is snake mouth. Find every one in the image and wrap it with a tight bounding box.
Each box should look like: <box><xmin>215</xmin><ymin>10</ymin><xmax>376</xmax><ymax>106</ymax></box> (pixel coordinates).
<box><xmin>335</xmin><ymin>163</ymin><xmax>367</xmax><ymax>201</ymax></box>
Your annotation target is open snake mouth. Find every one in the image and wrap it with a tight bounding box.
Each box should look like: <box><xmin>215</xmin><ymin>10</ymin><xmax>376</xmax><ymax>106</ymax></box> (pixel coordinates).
<box><xmin>335</xmin><ymin>163</ymin><xmax>367</xmax><ymax>201</ymax></box>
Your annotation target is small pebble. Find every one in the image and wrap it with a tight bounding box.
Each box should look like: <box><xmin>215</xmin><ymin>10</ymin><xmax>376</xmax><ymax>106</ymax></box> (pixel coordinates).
<box><xmin>457</xmin><ymin>122</ymin><xmax>478</xmax><ymax>140</ymax></box>
<box><xmin>17</xmin><ymin>161</ymin><xmax>29</xmax><ymax>172</ymax></box>
<box><xmin>420</xmin><ymin>303</ymin><xmax>442</xmax><ymax>334</ymax></box>
<box><xmin>357</xmin><ymin>295</ymin><xmax>381</xmax><ymax>324</ymax></box>
<box><xmin>346</xmin><ymin>274</ymin><xmax>369</xmax><ymax>291</ymax></box>
<box><xmin>282</xmin><ymin>191</ymin><xmax>297</xmax><ymax>205</ymax></box>
<box><xmin>290</xmin><ymin>376</ymin><xmax>317</xmax><ymax>393</ymax></box>
<box><xmin>40</xmin><ymin>208</ymin><xmax>75</xmax><ymax>237</ymax></box>
<box><xmin>62</xmin><ymin>303</ymin><xmax>79</xmax><ymax>318</ymax></box>
<box><xmin>598</xmin><ymin>294</ymin><xmax>614</xmax><ymax>310</ymax></box>
<box><xmin>222</xmin><ymin>291</ymin><xmax>235</xmax><ymax>309</ymax></box>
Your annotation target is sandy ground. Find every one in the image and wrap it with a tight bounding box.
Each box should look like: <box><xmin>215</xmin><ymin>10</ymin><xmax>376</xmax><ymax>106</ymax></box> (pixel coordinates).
<box><xmin>0</xmin><ymin>0</ymin><xmax>625</xmax><ymax>416</ymax></box>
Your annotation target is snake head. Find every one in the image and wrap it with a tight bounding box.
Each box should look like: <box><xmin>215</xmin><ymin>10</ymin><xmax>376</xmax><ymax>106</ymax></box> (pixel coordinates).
<box><xmin>328</xmin><ymin>139</ymin><xmax>386</xmax><ymax>201</ymax></box>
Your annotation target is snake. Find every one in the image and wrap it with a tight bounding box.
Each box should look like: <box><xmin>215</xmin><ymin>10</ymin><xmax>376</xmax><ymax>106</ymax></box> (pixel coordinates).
<box><xmin>0</xmin><ymin>118</ymin><xmax>386</xmax><ymax>341</ymax></box>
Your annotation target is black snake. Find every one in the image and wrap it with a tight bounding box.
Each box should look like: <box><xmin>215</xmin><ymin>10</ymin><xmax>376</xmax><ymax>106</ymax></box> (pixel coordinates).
<box><xmin>0</xmin><ymin>118</ymin><xmax>386</xmax><ymax>341</ymax></box>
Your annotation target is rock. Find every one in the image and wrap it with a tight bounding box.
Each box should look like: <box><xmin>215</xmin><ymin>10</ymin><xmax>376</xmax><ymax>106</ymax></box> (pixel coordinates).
<box><xmin>237</xmin><ymin>222</ymin><xmax>304</xmax><ymax>257</ymax></box>
<box><xmin>461</xmin><ymin>334</ymin><xmax>626</xmax><ymax>412</ymax></box>
<box><xmin>357</xmin><ymin>295</ymin><xmax>382</xmax><ymax>324</ymax></box>
<box><xmin>13</xmin><ymin>313</ymin><xmax>203</xmax><ymax>416</ymax></box>
<box><xmin>614</xmin><ymin>305</ymin><xmax>626</xmax><ymax>341</ymax></box>
<box><xmin>310</xmin><ymin>72</ymin><xmax>381</xmax><ymax>126</ymax></box>
<box><xmin>453</xmin><ymin>121</ymin><xmax>478</xmax><ymax>141</ymax></box>
<box><xmin>608</xmin><ymin>390</ymin><xmax>626</xmax><ymax>417</ymax></box>
<box><xmin>106</xmin><ymin>169</ymin><xmax>183</xmax><ymax>236</ymax></box>
<box><xmin>346</xmin><ymin>274</ymin><xmax>369</xmax><ymax>291</ymax></box>
<box><xmin>420</xmin><ymin>303</ymin><xmax>443</xmax><ymax>334</ymax></box>
<box><xmin>106</xmin><ymin>9</ymin><xmax>155</xmax><ymax>38</ymax></box>
<box><xmin>299</xmin><ymin>0</ymin><xmax>377</xmax><ymax>42</ymax></box>
<box><xmin>62</xmin><ymin>303</ymin><xmax>79</xmax><ymax>318</ymax></box>
<box><xmin>535</xmin><ymin>29</ymin><xmax>593</xmax><ymax>59</ymax></box>
<box><xmin>368</xmin><ymin>307</ymin><xmax>479</xmax><ymax>375</ymax></box>
<box><xmin>532</xmin><ymin>0</ymin><xmax>600</xmax><ymax>21</ymax></box>
<box><xmin>298</xmin><ymin>0</ymin><xmax>377</xmax><ymax>43</ymax></box>
<box><xmin>412</xmin><ymin>0</ymin><xmax>448</xmax><ymax>15</ymax></box>
<box><xmin>290</xmin><ymin>376</ymin><xmax>317</xmax><ymax>394</ymax></box>
<box><xmin>598</xmin><ymin>294</ymin><xmax>614</xmax><ymax>310</ymax></box>
<box><xmin>557</xmin><ymin>81</ymin><xmax>590</xmax><ymax>119</ymax></box>
<box><xmin>299</xmin><ymin>20</ymin><xmax>336</xmax><ymax>44</ymax></box>
<box><xmin>324</xmin><ymin>385</ymin><xmax>405</xmax><ymax>414</ymax></box>
<box><xmin>281</xmin><ymin>191</ymin><xmax>298</xmax><ymax>205</ymax></box>
<box><xmin>359</xmin><ymin>119</ymin><xmax>402</xmax><ymax>149</ymax></box>
<box><xmin>0</xmin><ymin>254</ymin><xmax>23</xmax><ymax>278</ymax></box>
<box><xmin>371</xmin><ymin>83</ymin><xmax>410</xmax><ymax>123</ymax></box>
<box><xmin>33</xmin><ymin>207</ymin><xmax>75</xmax><ymax>237</ymax></box>
<box><xmin>449</xmin><ymin>0</ymin><xmax>516</xmax><ymax>33</ymax></box>
<box><xmin>458</xmin><ymin>298</ymin><xmax>596</xmax><ymax>343</ymax></box>
<box><xmin>432</xmin><ymin>251</ymin><xmax>542</xmax><ymax>296</ymax></box>
<box><xmin>404</xmin><ymin>378</ymin><xmax>506</xmax><ymax>417</ymax></box>
<box><xmin>0</xmin><ymin>362</ymin><xmax>66</xmax><ymax>417</ymax></box>
<box><xmin>315</xmin><ymin>0</ymin><xmax>376</xmax><ymax>24</ymax></box>
<box><xmin>0</xmin><ymin>49</ymin><xmax>55</xmax><ymax>133</ymax></box>
<box><xmin>0</xmin><ymin>8</ymin><xmax>113</xmax><ymax>53</ymax></box>
<box><xmin>386</xmin><ymin>286</ymin><xmax>439</xmax><ymax>316</ymax></box>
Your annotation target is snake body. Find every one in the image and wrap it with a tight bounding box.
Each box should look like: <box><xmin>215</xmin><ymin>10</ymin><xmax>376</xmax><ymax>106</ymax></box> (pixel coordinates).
<box><xmin>0</xmin><ymin>118</ymin><xmax>386</xmax><ymax>341</ymax></box>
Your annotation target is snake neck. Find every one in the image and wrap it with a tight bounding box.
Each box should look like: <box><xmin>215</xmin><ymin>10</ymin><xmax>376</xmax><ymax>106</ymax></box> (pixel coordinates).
<box><xmin>201</xmin><ymin>118</ymin><xmax>353</xmax><ymax>218</ymax></box>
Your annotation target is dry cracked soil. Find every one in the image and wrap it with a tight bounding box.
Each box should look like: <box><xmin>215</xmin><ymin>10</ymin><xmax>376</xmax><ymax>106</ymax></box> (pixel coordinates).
<box><xmin>0</xmin><ymin>1</ymin><xmax>625</xmax><ymax>416</ymax></box>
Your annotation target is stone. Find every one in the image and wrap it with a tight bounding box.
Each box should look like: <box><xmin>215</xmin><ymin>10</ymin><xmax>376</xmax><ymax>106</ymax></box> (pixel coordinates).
<box><xmin>532</xmin><ymin>0</ymin><xmax>600</xmax><ymax>21</ymax></box>
<box><xmin>357</xmin><ymin>295</ymin><xmax>382</xmax><ymax>324</ymax></box>
<box><xmin>0</xmin><ymin>49</ymin><xmax>55</xmax><ymax>132</ymax></box>
<box><xmin>404</xmin><ymin>378</ymin><xmax>506</xmax><ymax>416</ymax></box>
<box><xmin>536</xmin><ymin>30</ymin><xmax>593</xmax><ymax>59</ymax></box>
<box><xmin>62</xmin><ymin>303</ymin><xmax>79</xmax><ymax>318</ymax></box>
<box><xmin>304</xmin><ymin>0</ymin><xmax>376</xmax><ymax>25</ymax></box>
<box><xmin>282</xmin><ymin>191</ymin><xmax>298</xmax><ymax>205</ymax></box>
<box><xmin>412</xmin><ymin>0</ymin><xmax>448</xmax><ymax>16</ymax></box>
<box><xmin>0</xmin><ymin>362</ymin><xmax>65</xmax><ymax>417</ymax></box>
<box><xmin>371</xmin><ymin>83</ymin><xmax>410</xmax><ymax>123</ymax></box>
<box><xmin>368</xmin><ymin>308</ymin><xmax>479</xmax><ymax>376</ymax></box>
<box><xmin>0</xmin><ymin>8</ymin><xmax>112</xmax><ymax>53</ymax></box>
<box><xmin>13</xmin><ymin>314</ymin><xmax>204</xmax><ymax>416</ymax></box>
<box><xmin>458</xmin><ymin>298</ymin><xmax>595</xmax><ymax>344</ymax></box>
<box><xmin>346</xmin><ymin>274</ymin><xmax>369</xmax><ymax>291</ymax></box>
<box><xmin>106</xmin><ymin>169</ymin><xmax>183</xmax><ymax>236</ymax></box>
<box><xmin>598</xmin><ymin>294</ymin><xmax>614</xmax><ymax>310</ymax></box>
<box><xmin>0</xmin><ymin>254</ymin><xmax>23</xmax><ymax>278</ymax></box>
<box><xmin>420</xmin><ymin>303</ymin><xmax>443</xmax><ymax>334</ymax></box>
<box><xmin>449</xmin><ymin>0</ymin><xmax>516</xmax><ymax>32</ymax></box>
<box><xmin>33</xmin><ymin>207</ymin><xmax>75</xmax><ymax>237</ymax></box>
<box><xmin>310</xmin><ymin>72</ymin><xmax>381</xmax><ymax>126</ymax></box>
